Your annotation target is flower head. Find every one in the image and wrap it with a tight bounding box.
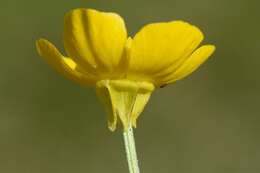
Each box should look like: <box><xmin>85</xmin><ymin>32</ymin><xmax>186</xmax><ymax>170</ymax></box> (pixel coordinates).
<box><xmin>36</xmin><ymin>8</ymin><xmax>215</xmax><ymax>131</ymax></box>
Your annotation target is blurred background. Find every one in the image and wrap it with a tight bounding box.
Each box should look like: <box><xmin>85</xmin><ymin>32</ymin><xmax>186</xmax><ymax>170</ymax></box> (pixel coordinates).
<box><xmin>1</xmin><ymin>0</ymin><xmax>260</xmax><ymax>172</ymax></box>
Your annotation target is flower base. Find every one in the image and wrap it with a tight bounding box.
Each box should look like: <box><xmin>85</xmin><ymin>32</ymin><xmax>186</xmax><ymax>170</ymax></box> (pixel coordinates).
<box><xmin>96</xmin><ymin>79</ymin><xmax>155</xmax><ymax>131</ymax></box>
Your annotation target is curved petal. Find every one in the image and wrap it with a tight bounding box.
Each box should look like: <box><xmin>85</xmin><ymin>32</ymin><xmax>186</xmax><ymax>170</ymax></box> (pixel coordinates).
<box><xmin>63</xmin><ymin>8</ymin><xmax>127</xmax><ymax>76</ymax></box>
<box><xmin>36</xmin><ymin>38</ymin><xmax>96</xmax><ymax>86</ymax></box>
<box><xmin>127</xmin><ymin>21</ymin><xmax>203</xmax><ymax>83</ymax></box>
<box><xmin>163</xmin><ymin>45</ymin><xmax>216</xmax><ymax>84</ymax></box>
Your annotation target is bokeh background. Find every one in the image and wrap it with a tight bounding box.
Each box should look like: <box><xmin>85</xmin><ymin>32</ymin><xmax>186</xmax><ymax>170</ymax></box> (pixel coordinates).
<box><xmin>1</xmin><ymin>0</ymin><xmax>260</xmax><ymax>172</ymax></box>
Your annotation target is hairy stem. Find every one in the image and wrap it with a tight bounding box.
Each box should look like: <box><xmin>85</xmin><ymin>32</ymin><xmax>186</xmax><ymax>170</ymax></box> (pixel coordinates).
<box><xmin>123</xmin><ymin>126</ymin><xmax>140</xmax><ymax>173</ymax></box>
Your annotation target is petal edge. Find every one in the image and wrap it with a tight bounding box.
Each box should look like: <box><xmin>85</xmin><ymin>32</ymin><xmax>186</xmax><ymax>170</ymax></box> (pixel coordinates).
<box><xmin>36</xmin><ymin>38</ymin><xmax>96</xmax><ymax>86</ymax></box>
<box><xmin>165</xmin><ymin>45</ymin><xmax>216</xmax><ymax>84</ymax></box>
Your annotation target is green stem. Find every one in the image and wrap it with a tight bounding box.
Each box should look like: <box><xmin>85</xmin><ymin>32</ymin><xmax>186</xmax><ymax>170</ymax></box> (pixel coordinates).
<box><xmin>123</xmin><ymin>126</ymin><xmax>140</xmax><ymax>173</ymax></box>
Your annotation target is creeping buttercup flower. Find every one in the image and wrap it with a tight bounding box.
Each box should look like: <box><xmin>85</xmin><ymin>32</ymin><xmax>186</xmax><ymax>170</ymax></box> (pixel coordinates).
<box><xmin>36</xmin><ymin>8</ymin><xmax>215</xmax><ymax>131</ymax></box>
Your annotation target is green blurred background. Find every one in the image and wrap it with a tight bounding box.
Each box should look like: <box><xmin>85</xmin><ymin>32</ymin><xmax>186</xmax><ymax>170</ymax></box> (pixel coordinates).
<box><xmin>1</xmin><ymin>0</ymin><xmax>260</xmax><ymax>172</ymax></box>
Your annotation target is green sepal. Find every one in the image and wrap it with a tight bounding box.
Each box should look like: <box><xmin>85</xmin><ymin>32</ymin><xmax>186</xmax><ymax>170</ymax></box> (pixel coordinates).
<box><xmin>96</xmin><ymin>79</ymin><xmax>154</xmax><ymax>131</ymax></box>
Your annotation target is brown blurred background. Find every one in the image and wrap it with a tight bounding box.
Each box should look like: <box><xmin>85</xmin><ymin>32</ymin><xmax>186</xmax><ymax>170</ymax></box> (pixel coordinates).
<box><xmin>1</xmin><ymin>0</ymin><xmax>260</xmax><ymax>172</ymax></box>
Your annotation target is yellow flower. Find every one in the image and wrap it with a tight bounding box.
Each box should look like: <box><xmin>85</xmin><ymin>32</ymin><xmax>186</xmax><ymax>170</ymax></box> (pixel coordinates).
<box><xmin>36</xmin><ymin>8</ymin><xmax>215</xmax><ymax>131</ymax></box>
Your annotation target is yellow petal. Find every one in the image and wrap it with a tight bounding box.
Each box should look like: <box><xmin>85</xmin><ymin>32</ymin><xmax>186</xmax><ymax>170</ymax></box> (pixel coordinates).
<box><xmin>164</xmin><ymin>45</ymin><xmax>216</xmax><ymax>84</ymax></box>
<box><xmin>36</xmin><ymin>38</ymin><xmax>96</xmax><ymax>86</ymax></box>
<box><xmin>63</xmin><ymin>8</ymin><xmax>127</xmax><ymax>77</ymax></box>
<box><xmin>127</xmin><ymin>21</ymin><xmax>203</xmax><ymax>84</ymax></box>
